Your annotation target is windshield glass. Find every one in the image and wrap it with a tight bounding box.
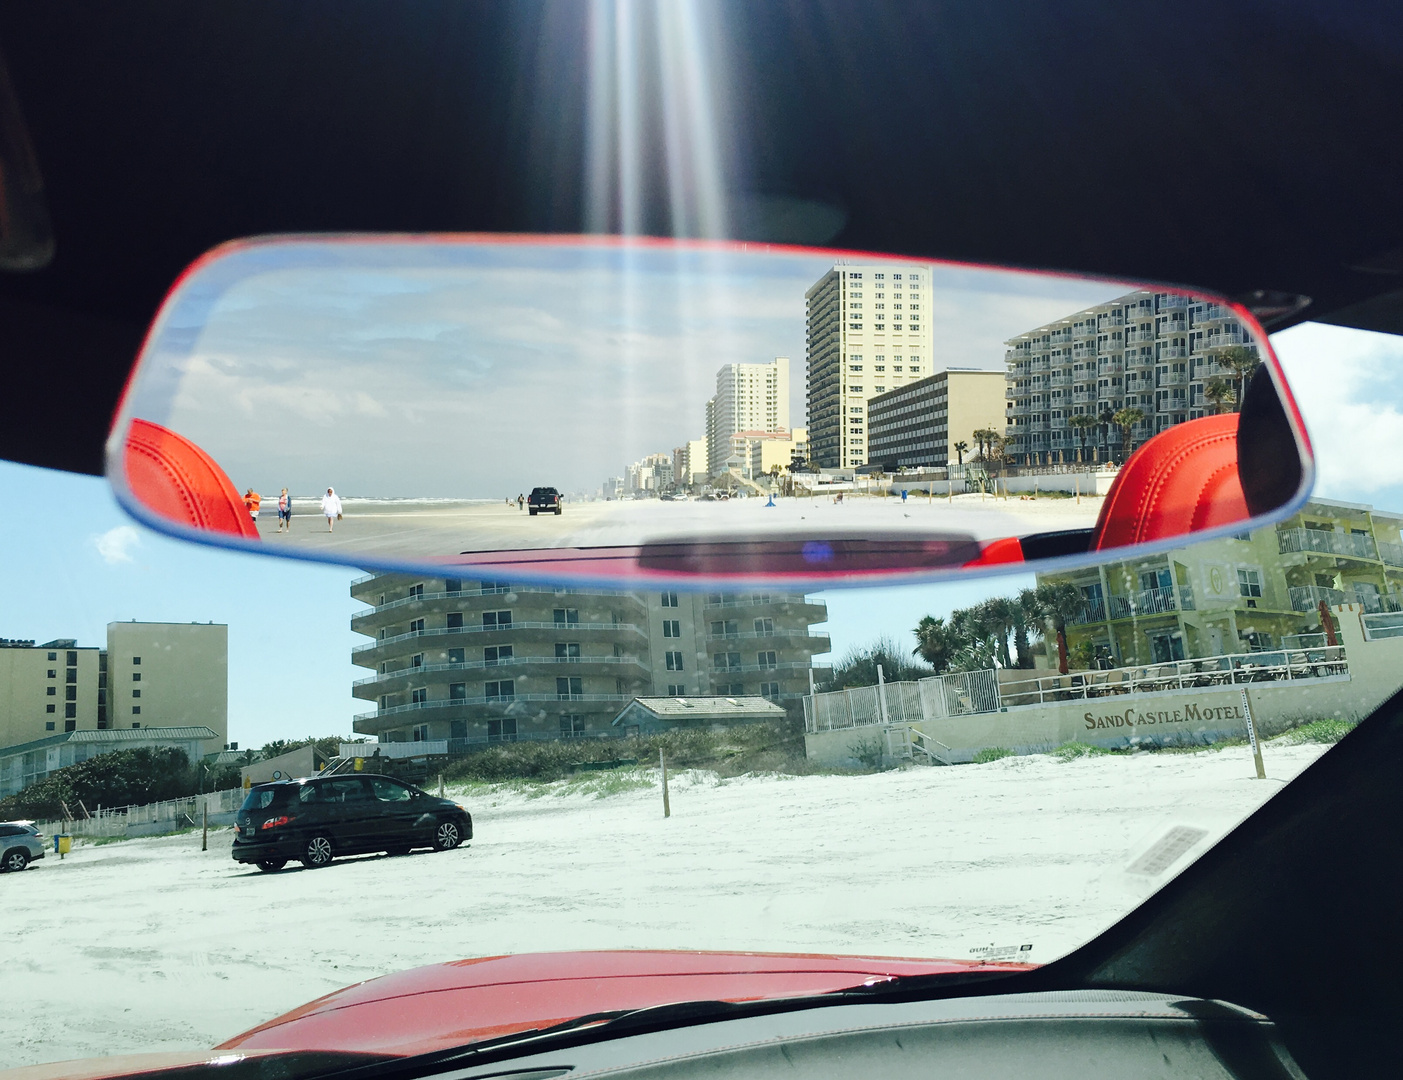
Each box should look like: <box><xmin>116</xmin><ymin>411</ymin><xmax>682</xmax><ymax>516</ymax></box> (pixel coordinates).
<box><xmin>1</xmin><ymin>320</ymin><xmax>1398</xmax><ymax>1066</ymax></box>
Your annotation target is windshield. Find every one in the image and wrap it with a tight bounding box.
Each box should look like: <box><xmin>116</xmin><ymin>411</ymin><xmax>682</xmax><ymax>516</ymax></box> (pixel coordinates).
<box><xmin>1</xmin><ymin>321</ymin><xmax>1398</xmax><ymax>1066</ymax></box>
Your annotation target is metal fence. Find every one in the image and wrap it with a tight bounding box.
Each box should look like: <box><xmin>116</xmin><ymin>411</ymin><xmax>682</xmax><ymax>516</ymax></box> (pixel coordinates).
<box><xmin>37</xmin><ymin>787</ymin><xmax>245</xmax><ymax>837</ymax></box>
<box><xmin>803</xmin><ymin>669</ymin><xmax>1001</xmax><ymax>732</ymax></box>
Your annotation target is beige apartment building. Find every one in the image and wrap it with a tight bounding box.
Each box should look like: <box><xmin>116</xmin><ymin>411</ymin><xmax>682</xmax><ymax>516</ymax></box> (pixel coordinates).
<box><xmin>1005</xmin><ymin>290</ymin><xmax>1257</xmax><ymax>464</ymax></box>
<box><xmin>805</xmin><ymin>264</ymin><xmax>935</xmax><ymax>469</ymax></box>
<box><xmin>706</xmin><ymin>357</ymin><xmax>791</xmax><ymax>478</ymax></box>
<box><xmin>0</xmin><ymin>622</ymin><xmax>228</xmax><ymax>756</ymax></box>
<box><xmin>1036</xmin><ymin>498</ymin><xmax>1403</xmax><ymax>666</ymax></box>
<box><xmin>349</xmin><ymin>574</ymin><xmax>831</xmax><ymax>745</ymax></box>
<box><xmin>867</xmin><ymin>369</ymin><xmax>1007</xmax><ymax>469</ymax></box>
<box><xmin>673</xmin><ymin>437</ymin><xmax>709</xmax><ymax>487</ymax></box>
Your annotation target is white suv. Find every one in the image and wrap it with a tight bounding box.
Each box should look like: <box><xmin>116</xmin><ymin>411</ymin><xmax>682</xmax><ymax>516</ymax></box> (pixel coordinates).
<box><xmin>0</xmin><ymin>821</ymin><xmax>46</xmax><ymax>872</ymax></box>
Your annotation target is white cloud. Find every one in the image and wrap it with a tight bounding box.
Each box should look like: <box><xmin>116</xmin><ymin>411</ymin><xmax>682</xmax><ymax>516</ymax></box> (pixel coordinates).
<box><xmin>94</xmin><ymin>525</ymin><xmax>141</xmax><ymax>565</ymax></box>
<box><xmin>1271</xmin><ymin>323</ymin><xmax>1403</xmax><ymax>502</ymax></box>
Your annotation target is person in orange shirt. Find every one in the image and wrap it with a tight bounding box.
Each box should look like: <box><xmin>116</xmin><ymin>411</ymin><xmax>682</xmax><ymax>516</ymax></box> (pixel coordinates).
<box><xmin>243</xmin><ymin>488</ymin><xmax>262</xmax><ymax>524</ymax></box>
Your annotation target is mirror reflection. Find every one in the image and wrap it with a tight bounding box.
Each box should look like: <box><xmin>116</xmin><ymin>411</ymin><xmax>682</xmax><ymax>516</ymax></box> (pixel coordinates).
<box><xmin>109</xmin><ymin>238</ymin><xmax>1302</xmax><ymax>583</ymax></box>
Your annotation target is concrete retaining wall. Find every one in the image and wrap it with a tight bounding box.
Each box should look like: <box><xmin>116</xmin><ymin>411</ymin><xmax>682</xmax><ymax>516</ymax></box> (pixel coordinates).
<box><xmin>806</xmin><ymin>603</ymin><xmax>1395</xmax><ymax>767</ymax></box>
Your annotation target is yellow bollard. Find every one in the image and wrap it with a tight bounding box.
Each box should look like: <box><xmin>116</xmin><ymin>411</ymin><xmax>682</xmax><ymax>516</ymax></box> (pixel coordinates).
<box><xmin>56</xmin><ymin>835</ymin><xmax>72</xmax><ymax>858</ymax></box>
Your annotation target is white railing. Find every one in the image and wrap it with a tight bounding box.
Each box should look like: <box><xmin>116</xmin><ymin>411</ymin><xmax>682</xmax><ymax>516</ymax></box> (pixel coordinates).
<box><xmin>1288</xmin><ymin>585</ymin><xmax>1347</xmax><ymax>612</ymax></box>
<box><xmin>355</xmin><ymin>694</ymin><xmax>634</xmax><ymax>723</ymax></box>
<box><xmin>703</xmin><ymin>594</ymin><xmax>811</xmax><ymax>610</ymax></box>
<box><xmin>998</xmin><ymin>646</ymin><xmax>1348</xmax><ymax>706</ymax></box>
<box><xmin>353</xmin><ymin>621</ymin><xmax>647</xmax><ymax>655</ymax></box>
<box><xmin>354</xmin><ymin>655</ymin><xmax>647</xmax><ymax>687</ymax></box>
<box><xmin>804</xmin><ymin>669</ymin><xmax>1001</xmax><ymax>733</ymax></box>
<box><xmin>1278</xmin><ymin>527</ymin><xmax>1377</xmax><ymax>560</ymax></box>
<box><xmin>1362</xmin><ymin>612</ymin><xmax>1403</xmax><ymax>641</ymax></box>
<box><xmin>1107</xmin><ymin>584</ymin><xmax>1180</xmax><ymax>618</ymax></box>
<box><xmin>339</xmin><ymin>741</ymin><xmax>447</xmax><ymax>759</ymax></box>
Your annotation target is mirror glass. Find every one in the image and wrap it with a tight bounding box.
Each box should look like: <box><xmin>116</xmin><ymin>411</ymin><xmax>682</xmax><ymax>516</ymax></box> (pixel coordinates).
<box><xmin>107</xmin><ymin>237</ymin><xmax>1310</xmax><ymax>585</ymax></box>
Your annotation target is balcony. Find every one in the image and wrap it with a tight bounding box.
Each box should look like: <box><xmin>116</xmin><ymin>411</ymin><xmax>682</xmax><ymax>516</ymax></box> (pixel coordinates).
<box><xmin>1073</xmin><ymin>324</ymin><xmax>1096</xmax><ymax>339</ymax></box>
<box><xmin>1106</xmin><ymin>585</ymin><xmax>1180</xmax><ymax>619</ymax></box>
<box><xmin>1068</xmin><ymin>598</ymin><xmax>1106</xmax><ymax>625</ymax></box>
<box><xmin>1205</xmin><ymin>329</ymin><xmax>1248</xmax><ymax>350</ymax></box>
<box><xmin>1072</xmin><ymin>392</ymin><xmax>1095</xmax><ymax>404</ymax></box>
<box><xmin>352</xmin><ymin>621</ymin><xmax>649</xmax><ymax>658</ymax></box>
<box><xmin>353</xmin><ymin>654</ymin><xmax>649</xmax><ymax>691</ymax></box>
<box><xmin>703</xmin><ymin>594</ymin><xmax>815</xmax><ymax>610</ymax></box>
<box><xmin>1158</xmin><ymin>294</ymin><xmax>1189</xmax><ymax>310</ymax></box>
<box><xmin>1126</xmin><ymin>329</ymin><xmax>1155</xmax><ymax>343</ymax></box>
<box><xmin>1097</xmin><ymin>359</ymin><xmax>1124</xmax><ymax>374</ymax></box>
<box><xmin>1050</xmin><ymin>373</ymin><xmax>1072</xmax><ymax>387</ymax></box>
<box><xmin>1157</xmin><ymin>345</ymin><xmax>1188</xmax><ymax>360</ymax></box>
<box><xmin>1278</xmin><ymin>527</ymin><xmax>1378</xmax><ymax>560</ymax></box>
<box><xmin>1378</xmin><ymin>539</ymin><xmax>1403</xmax><ymax>567</ymax></box>
<box><xmin>1071</xmin><ymin>345</ymin><xmax>1097</xmax><ymax>360</ymax></box>
<box><xmin>353</xmin><ymin>694</ymin><xmax>635</xmax><ymax>727</ymax></box>
<box><xmin>1289</xmin><ymin>585</ymin><xmax>1347</xmax><ymax>612</ymax></box>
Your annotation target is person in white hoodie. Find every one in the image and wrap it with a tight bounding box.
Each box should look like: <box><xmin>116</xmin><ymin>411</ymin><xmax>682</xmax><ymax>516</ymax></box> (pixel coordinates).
<box><xmin>321</xmin><ymin>487</ymin><xmax>343</xmax><ymax>532</ymax></box>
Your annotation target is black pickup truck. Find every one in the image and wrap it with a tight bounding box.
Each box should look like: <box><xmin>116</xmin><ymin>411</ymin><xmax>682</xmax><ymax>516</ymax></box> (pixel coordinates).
<box><xmin>528</xmin><ymin>487</ymin><xmax>562</xmax><ymax>515</ymax></box>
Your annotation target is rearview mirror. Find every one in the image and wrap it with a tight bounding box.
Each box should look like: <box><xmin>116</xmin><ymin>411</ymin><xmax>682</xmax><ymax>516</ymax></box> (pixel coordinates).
<box><xmin>106</xmin><ymin>236</ymin><xmax>1312</xmax><ymax>587</ymax></box>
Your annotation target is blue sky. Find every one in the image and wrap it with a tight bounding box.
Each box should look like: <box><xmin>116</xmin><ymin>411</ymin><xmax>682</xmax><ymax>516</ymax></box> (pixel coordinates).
<box><xmin>2</xmin><ymin>320</ymin><xmax>1398</xmax><ymax>750</ymax></box>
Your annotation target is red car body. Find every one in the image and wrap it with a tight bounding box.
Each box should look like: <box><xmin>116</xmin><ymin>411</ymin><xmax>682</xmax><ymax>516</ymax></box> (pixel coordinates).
<box><xmin>216</xmin><ymin>950</ymin><xmax>1032</xmax><ymax>1058</ymax></box>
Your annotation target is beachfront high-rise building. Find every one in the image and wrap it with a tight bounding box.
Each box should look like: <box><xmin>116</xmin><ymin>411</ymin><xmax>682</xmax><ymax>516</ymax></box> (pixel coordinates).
<box><xmin>867</xmin><ymin>370</ymin><xmax>1007</xmax><ymax>470</ymax></box>
<box><xmin>706</xmin><ymin>357</ymin><xmax>790</xmax><ymax>478</ymax></box>
<box><xmin>1004</xmin><ymin>290</ymin><xmax>1259</xmax><ymax>465</ymax></box>
<box><xmin>805</xmin><ymin>265</ymin><xmax>935</xmax><ymax>470</ymax></box>
<box><xmin>349</xmin><ymin>575</ymin><xmax>831</xmax><ymax>744</ymax></box>
<box><xmin>673</xmin><ymin>437</ymin><xmax>709</xmax><ymax>487</ymax></box>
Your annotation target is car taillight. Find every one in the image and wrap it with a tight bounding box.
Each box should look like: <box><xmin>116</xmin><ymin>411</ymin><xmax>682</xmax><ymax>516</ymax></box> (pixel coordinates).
<box><xmin>260</xmin><ymin>815</ymin><xmax>294</xmax><ymax>830</ymax></box>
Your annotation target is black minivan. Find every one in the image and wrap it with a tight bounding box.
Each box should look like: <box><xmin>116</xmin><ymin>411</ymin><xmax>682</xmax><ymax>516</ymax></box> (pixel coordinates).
<box><xmin>232</xmin><ymin>773</ymin><xmax>473</xmax><ymax>872</ymax></box>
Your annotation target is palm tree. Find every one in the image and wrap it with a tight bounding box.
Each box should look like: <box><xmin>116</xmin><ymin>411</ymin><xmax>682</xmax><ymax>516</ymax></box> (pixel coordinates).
<box><xmin>952</xmin><ymin>440</ymin><xmax>969</xmax><ymax>465</ymax></box>
<box><xmin>1014</xmin><ymin>587</ymin><xmax>1042</xmax><ymax>668</ymax></box>
<box><xmin>971</xmin><ymin>427</ymin><xmax>999</xmax><ymax>460</ymax></box>
<box><xmin>1203</xmin><ymin>376</ymin><xmax>1236</xmax><ymax>415</ymax></box>
<box><xmin>1111</xmin><ymin>406</ymin><xmax>1145</xmax><ymax>463</ymax></box>
<box><xmin>1097</xmin><ymin>408</ymin><xmax>1115</xmax><ymax>461</ymax></box>
<box><xmin>1032</xmin><ymin>581</ymin><xmax>1086</xmax><ymax>675</ymax></box>
<box><xmin>1218</xmin><ymin>345</ymin><xmax>1262</xmax><ymax>412</ymax></box>
<box><xmin>1068</xmin><ymin>413</ymin><xmax>1097</xmax><ymax>462</ymax></box>
<box><xmin>979</xmin><ymin>597</ymin><xmax>1019</xmax><ymax>668</ymax></box>
<box><xmin>913</xmin><ymin>615</ymin><xmax>955</xmax><ymax>673</ymax></box>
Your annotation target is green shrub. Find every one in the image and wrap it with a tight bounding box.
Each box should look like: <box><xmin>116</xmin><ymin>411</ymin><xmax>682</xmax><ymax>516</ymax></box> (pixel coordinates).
<box><xmin>1273</xmin><ymin>718</ymin><xmax>1358</xmax><ymax>745</ymax></box>
<box><xmin>972</xmin><ymin>746</ymin><xmax>1015</xmax><ymax>764</ymax></box>
<box><xmin>1051</xmin><ymin>741</ymin><xmax>1115</xmax><ymax>761</ymax></box>
<box><xmin>0</xmin><ymin>746</ymin><xmax>199</xmax><ymax>820</ymax></box>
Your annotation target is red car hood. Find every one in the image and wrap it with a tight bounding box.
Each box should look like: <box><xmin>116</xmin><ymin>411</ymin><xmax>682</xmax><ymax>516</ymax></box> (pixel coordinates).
<box><xmin>218</xmin><ymin>950</ymin><xmax>1033</xmax><ymax>1058</ymax></box>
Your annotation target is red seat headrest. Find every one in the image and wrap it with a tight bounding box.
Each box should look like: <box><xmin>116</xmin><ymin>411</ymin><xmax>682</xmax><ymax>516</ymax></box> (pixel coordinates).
<box><xmin>123</xmin><ymin>418</ymin><xmax>260</xmax><ymax>539</ymax></box>
<box><xmin>1091</xmin><ymin>413</ymin><xmax>1247</xmax><ymax>551</ymax></box>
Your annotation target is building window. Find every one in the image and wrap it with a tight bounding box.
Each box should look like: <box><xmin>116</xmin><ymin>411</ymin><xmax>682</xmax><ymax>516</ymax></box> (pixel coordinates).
<box><xmin>560</xmin><ymin>714</ymin><xmax>586</xmax><ymax>737</ymax></box>
<box><xmin>556</xmin><ymin>676</ymin><xmax>583</xmax><ymax>698</ymax></box>
<box><xmin>485</xmin><ymin>680</ymin><xmax>515</xmax><ymax>701</ymax></box>
<box><xmin>555</xmin><ymin>642</ymin><xmax>581</xmax><ymax>658</ymax></box>
<box><xmin>760</xmin><ymin>682</ymin><xmax>780</xmax><ymax>701</ymax></box>
<box><xmin>554</xmin><ymin>608</ymin><xmax>579</xmax><ymax>625</ymax></box>
<box><xmin>754</xmin><ymin>617</ymin><xmax>775</xmax><ymax>635</ymax></box>
<box><xmin>665</xmin><ymin>651</ymin><xmax>684</xmax><ymax>670</ymax></box>
<box><xmin>45</xmin><ymin>721</ymin><xmax>55</xmax><ymax>730</ymax></box>
<box><xmin>132</xmin><ymin>720</ymin><xmax>141</xmax><ymax>727</ymax></box>
<box><xmin>757</xmin><ymin>651</ymin><xmax>777</xmax><ymax>669</ymax></box>
<box><xmin>47</xmin><ymin>669</ymin><xmax>55</xmax><ymax>678</ymax></box>
<box><xmin>485</xmin><ymin>645</ymin><xmax>514</xmax><ymax>664</ymax></box>
<box><xmin>412</xmin><ymin>653</ymin><xmax>424</xmax><ymax>668</ymax></box>
<box><xmin>411</xmin><ymin>687</ymin><xmax>427</xmax><ymax>704</ymax></box>
<box><xmin>482</xmin><ymin>610</ymin><xmax>512</xmax><ymax>627</ymax></box>
<box><xmin>132</xmin><ymin>689</ymin><xmax>141</xmax><ymax>699</ymax></box>
<box><xmin>449</xmin><ymin>683</ymin><xmax>467</xmax><ymax>699</ymax></box>
<box><xmin>412</xmin><ymin>723</ymin><xmax>430</xmax><ymax>741</ymax></box>
<box><xmin>666</xmin><ymin>684</ymin><xmax>686</xmax><ymax>696</ymax></box>
<box><xmin>714</xmin><ymin>652</ymin><xmax>742</xmax><ymax>671</ymax></box>
<box><xmin>662</xmin><ymin>619</ymin><xmax>681</xmax><ymax>638</ymax></box>
<box><xmin>65</xmin><ymin>719</ymin><xmax>76</xmax><ymax>732</ymax></box>
<box><xmin>127</xmin><ymin>706</ymin><xmax>138</xmax><ymax>716</ymax></box>
<box><xmin>445</xmin><ymin>579</ymin><xmax>462</xmax><ymax>594</ymax></box>
<box><xmin>67</xmin><ymin>651</ymin><xmax>77</xmax><ymax>665</ymax></box>
<box><xmin>132</xmin><ymin>672</ymin><xmax>141</xmax><ymax>682</ymax></box>
<box><xmin>447</xmin><ymin>648</ymin><xmax>465</xmax><ymax>664</ymax></box>
<box><xmin>488</xmin><ymin>718</ymin><xmax>518</xmax><ymax>742</ymax></box>
<box><xmin>46</xmin><ymin>704</ymin><xmax>55</xmax><ymax>713</ymax></box>
<box><xmin>65</xmin><ymin>685</ymin><xmax>77</xmax><ymax>701</ymax></box>
<box><xmin>408</xmin><ymin>583</ymin><xmax>424</xmax><ymax>599</ymax></box>
<box><xmin>446</xmin><ymin>613</ymin><xmax>464</xmax><ymax>629</ymax></box>
<box><xmin>46</xmin><ymin>686</ymin><xmax>55</xmax><ymax>696</ymax></box>
<box><xmin>132</xmin><ymin>656</ymin><xmax>141</xmax><ymax>666</ymax></box>
<box><xmin>661</xmin><ymin>591</ymin><xmax>678</xmax><ymax>607</ymax></box>
<box><xmin>1238</xmin><ymin>568</ymin><xmax>1263</xmax><ymax>598</ymax></box>
<box><xmin>47</xmin><ymin>651</ymin><xmax>56</xmax><ymax>661</ymax></box>
<box><xmin>409</xmin><ymin>618</ymin><xmax>425</xmax><ymax>633</ymax></box>
<box><xmin>67</xmin><ymin>668</ymin><xmax>77</xmax><ymax>684</ymax></box>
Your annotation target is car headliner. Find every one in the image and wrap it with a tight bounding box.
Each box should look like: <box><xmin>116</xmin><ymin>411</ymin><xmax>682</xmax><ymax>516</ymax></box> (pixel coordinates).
<box><xmin>2</xmin><ymin>1</ymin><xmax>1403</xmax><ymax>476</ymax></box>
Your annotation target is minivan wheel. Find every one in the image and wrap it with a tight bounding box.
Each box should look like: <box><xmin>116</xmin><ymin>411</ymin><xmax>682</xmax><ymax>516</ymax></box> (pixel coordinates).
<box><xmin>433</xmin><ymin>820</ymin><xmax>462</xmax><ymax>851</ymax></box>
<box><xmin>301</xmin><ymin>835</ymin><xmax>334</xmax><ymax>869</ymax></box>
<box><xmin>2</xmin><ymin>848</ymin><xmax>29</xmax><ymax>872</ymax></box>
<box><xmin>257</xmin><ymin>859</ymin><xmax>287</xmax><ymax>872</ymax></box>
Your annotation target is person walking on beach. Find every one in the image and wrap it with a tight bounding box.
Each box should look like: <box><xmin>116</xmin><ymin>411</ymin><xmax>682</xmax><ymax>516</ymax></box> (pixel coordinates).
<box><xmin>322</xmin><ymin>487</ymin><xmax>343</xmax><ymax>532</ymax></box>
<box><xmin>517</xmin><ymin>493</ymin><xmax>525</xmax><ymax>511</ymax></box>
<box><xmin>243</xmin><ymin>488</ymin><xmax>261</xmax><ymax>524</ymax></box>
<box><xmin>277</xmin><ymin>488</ymin><xmax>292</xmax><ymax>532</ymax></box>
